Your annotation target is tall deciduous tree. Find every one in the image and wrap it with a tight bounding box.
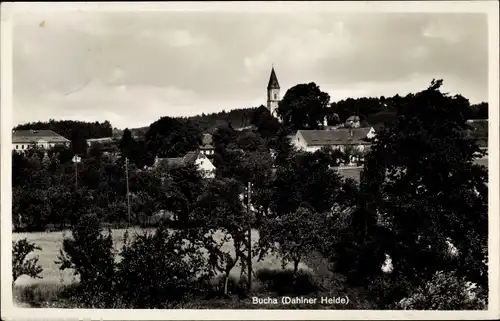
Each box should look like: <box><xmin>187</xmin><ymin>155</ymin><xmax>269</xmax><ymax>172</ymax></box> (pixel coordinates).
<box><xmin>145</xmin><ymin>117</ymin><xmax>202</xmax><ymax>159</ymax></box>
<box><xmin>268</xmin><ymin>128</ymin><xmax>295</xmax><ymax>168</ymax></box>
<box><xmin>156</xmin><ymin>164</ymin><xmax>204</xmax><ymax>224</ymax></box>
<box><xmin>259</xmin><ymin>207</ymin><xmax>324</xmax><ymax>280</ymax></box>
<box><xmin>119</xmin><ymin>128</ymin><xmax>138</xmax><ymax>162</ymax></box>
<box><xmin>356</xmin><ymin>79</ymin><xmax>488</xmax><ymax>304</ymax></box>
<box><xmin>272</xmin><ymin>151</ymin><xmax>344</xmax><ymax>216</ymax></box>
<box><xmin>251</xmin><ymin>105</ymin><xmax>282</xmax><ymax>140</ymax></box>
<box><xmin>193</xmin><ymin>178</ymin><xmax>249</xmax><ymax>295</ymax></box>
<box><xmin>277</xmin><ymin>82</ymin><xmax>330</xmax><ymax>130</ymax></box>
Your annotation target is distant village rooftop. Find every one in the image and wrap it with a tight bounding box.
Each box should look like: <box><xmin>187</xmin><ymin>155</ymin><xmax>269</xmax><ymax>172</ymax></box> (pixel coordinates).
<box><xmin>86</xmin><ymin>137</ymin><xmax>115</xmax><ymax>146</ymax></box>
<box><xmin>12</xmin><ymin>129</ymin><xmax>70</xmax><ymax>144</ymax></box>
<box><xmin>298</xmin><ymin>128</ymin><xmax>374</xmax><ymax>146</ymax></box>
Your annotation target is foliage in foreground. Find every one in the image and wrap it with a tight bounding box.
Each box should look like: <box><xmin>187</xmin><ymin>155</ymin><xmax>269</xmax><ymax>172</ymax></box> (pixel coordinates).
<box><xmin>319</xmin><ymin>79</ymin><xmax>489</xmax><ymax>307</ymax></box>
<box><xmin>56</xmin><ymin>215</ymin><xmax>116</xmax><ymax>307</ymax></box>
<box><xmin>397</xmin><ymin>271</ymin><xmax>487</xmax><ymax>310</ymax></box>
<box><xmin>116</xmin><ymin>226</ymin><xmax>211</xmax><ymax>308</ymax></box>
<box><xmin>259</xmin><ymin>207</ymin><xmax>325</xmax><ymax>279</ymax></box>
<box><xmin>12</xmin><ymin>238</ymin><xmax>43</xmax><ymax>283</ymax></box>
<box><xmin>13</xmin><ymin>79</ymin><xmax>489</xmax><ymax>310</ymax></box>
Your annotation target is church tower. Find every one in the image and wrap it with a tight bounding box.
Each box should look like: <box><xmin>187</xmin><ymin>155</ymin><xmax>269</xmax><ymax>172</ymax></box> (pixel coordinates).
<box><xmin>267</xmin><ymin>66</ymin><xmax>280</xmax><ymax>119</ymax></box>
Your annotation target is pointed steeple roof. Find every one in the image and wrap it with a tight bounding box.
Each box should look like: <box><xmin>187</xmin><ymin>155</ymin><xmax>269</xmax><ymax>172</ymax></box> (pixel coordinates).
<box><xmin>267</xmin><ymin>67</ymin><xmax>280</xmax><ymax>89</ymax></box>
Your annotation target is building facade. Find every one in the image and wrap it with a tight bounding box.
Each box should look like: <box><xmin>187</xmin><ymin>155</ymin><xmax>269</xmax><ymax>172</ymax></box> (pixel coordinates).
<box><xmin>291</xmin><ymin>127</ymin><xmax>376</xmax><ymax>154</ymax></box>
<box><xmin>12</xmin><ymin>129</ymin><xmax>71</xmax><ymax>152</ymax></box>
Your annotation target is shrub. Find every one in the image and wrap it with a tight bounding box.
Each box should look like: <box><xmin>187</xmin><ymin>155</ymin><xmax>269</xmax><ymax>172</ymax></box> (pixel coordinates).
<box><xmin>56</xmin><ymin>214</ymin><xmax>116</xmax><ymax>307</ymax></box>
<box><xmin>396</xmin><ymin>271</ymin><xmax>488</xmax><ymax>310</ymax></box>
<box><xmin>13</xmin><ymin>283</ymin><xmax>76</xmax><ymax>308</ymax></box>
<box><xmin>367</xmin><ymin>274</ymin><xmax>412</xmax><ymax>309</ymax></box>
<box><xmin>12</xmin><ymin>238</ymin><xmax>43</xmax><ymax>284</ymax></box>
<box><xmin>115</xmin><ymin>226</ymin><xmax>210</xmax><ymax>308</ymax></box>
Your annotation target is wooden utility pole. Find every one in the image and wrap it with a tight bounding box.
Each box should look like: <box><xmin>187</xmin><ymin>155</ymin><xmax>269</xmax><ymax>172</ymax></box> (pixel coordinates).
<box><xmin>75</xmin><ymin>163</ymin><xmax>78</xmax><ymax>189</ymax></box>
<box><xmin>125</xmin><ymin>157</ymin><xmax>131</xmax><ymax>229</ymax></box>
<box><xmin>247</xmin><ymin>181</ymin><xmax>252</xmax><ymax>292</ymax></box>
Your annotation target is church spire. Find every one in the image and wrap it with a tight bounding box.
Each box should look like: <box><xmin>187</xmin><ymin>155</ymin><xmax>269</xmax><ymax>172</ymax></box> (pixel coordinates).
<box><xmin>266</xmin><ymin>65</ymin><xmax>281</xmax><ymax>122</ymax></box>
<box><xmin>267</xmin><ymin>66</ymin><xmax>280</xmax><ymax>90</ymax></box>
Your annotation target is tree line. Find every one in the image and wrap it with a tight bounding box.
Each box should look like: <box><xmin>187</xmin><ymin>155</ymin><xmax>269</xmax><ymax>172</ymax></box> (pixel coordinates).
<box><xmin>124</xmin><ymin>86</ymin><xmax>487</xmax><ymax>135</ymax></box>
<box><xmin>275</xmin><ymin>82</ymin><xmax>488</xmax><ymax>131</ymax></box>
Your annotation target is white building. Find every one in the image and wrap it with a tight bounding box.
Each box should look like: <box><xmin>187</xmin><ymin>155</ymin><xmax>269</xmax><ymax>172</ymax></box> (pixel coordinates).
<box><xmin>291</xmin><ymin>127</ymin><xmax>376</xmax><ymax>153</ymax></box>
<box><xmin>12</xmin><ymin>129</ymin><xmax>71</xmax><ymax>152</ymax></box>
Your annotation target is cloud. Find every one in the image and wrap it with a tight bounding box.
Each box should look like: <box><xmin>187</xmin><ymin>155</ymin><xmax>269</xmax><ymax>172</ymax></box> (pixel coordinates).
<box><xmin>243</xmin><ymin>21</ymin><xmax>352</xmax><ymax>78</ymax></box>
<box><xmin>12</xmin><ymin>10</ymin><xmax>488</xmax><ymax>129</ymax></box>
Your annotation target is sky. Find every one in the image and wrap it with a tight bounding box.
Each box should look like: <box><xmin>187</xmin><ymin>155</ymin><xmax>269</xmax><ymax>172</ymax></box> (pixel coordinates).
<box><xmin>12</xmin><ymin>8</ymin><xmax>489</xmax><ymax>129</ymax></box>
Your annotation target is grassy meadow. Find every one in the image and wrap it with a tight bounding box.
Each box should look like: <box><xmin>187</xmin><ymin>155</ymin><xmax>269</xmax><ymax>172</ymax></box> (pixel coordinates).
<box><xmin>13</xmin><ymin>227</ymin><xmax>311</xmax><ymax>286</ymax></box>
<box><xmin>12</xmin><ymin>227</ymin><xmax>323</xmax><ymax>308</ymax></box>
<box><xmin>12</xmin><ymin>228</ymin><xmax>379</xmax><ymax>309</ymax></box>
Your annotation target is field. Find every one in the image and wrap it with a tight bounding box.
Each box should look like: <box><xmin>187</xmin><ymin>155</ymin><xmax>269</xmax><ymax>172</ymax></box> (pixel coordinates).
<box><xmin>12</xmin><ymin>228</ymin><xmax>378</xmax><ymax>309</ymax></box>
<box><xmin>12</xmin><ymin>228</ymin><xmax>311</xmax><ymax>287</ymax></box>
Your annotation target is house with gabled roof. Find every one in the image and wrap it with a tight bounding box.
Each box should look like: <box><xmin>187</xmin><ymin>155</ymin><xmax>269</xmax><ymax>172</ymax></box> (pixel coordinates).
<box><xmin>291</xmin><ymin>127</ymin><xmax>376</xmax><ymax>154</ymax></box>
<box><xmin>153</xmin><ymin>150</ymin><xmax>216</xmax><ymax>179</ymax></box>
<box><xmin>12</xmin><ymin>129</ymin><xmax>71</xmax><ymax>152</ymax></box>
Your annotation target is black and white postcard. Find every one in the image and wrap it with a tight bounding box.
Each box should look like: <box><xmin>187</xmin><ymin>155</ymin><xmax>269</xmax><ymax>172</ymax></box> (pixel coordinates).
<box><xmin>1</xmin><ymin>1</ymin><xmax>499</xmax><ymax>320</ymax></box>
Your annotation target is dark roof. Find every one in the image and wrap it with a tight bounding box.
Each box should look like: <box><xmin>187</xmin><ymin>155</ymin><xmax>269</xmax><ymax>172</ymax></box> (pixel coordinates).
<box><xmin>183</xmin><ymin>151</ymin><xmax>201</xmax><ymax>164</ymax></box>
<box><xmin>199</xmin><ymin>144</ymin><xmax>214</xmax><ymax>150</ymax></box>
<box><xmin>298</xmin><ymin>128</ymin><xmax>372</xmax><ymax>146</ymax></box>
<box><xmin>373</xmin><ymin>123</ymin><xmax>386</xmax><ymax>131</ymax></box>
<box><xmin>235</xmin><ymin>125</ymin><xmax>257</xmax><ymax>132</ymax></box>
<box><xmin>346</xmin><ymin>116</ymin><xmax>360</xmax><ymax>122</ymax></box>
<box><xmin>12</xmin><ymin>129</ymin><xmax>70</xmax><ymax>144</ymax></box>
<box><xmin>334</xmin><ymin>159</ymin><xmax>488</xmax><ymax>184</ymax></box>
<box><xmin>154</xmin><ymin>157</ymin><xmax>185</xmax><ymax>170</ymax></box>
<box><xmin>154</xmin><ymin>151</ymin><xmax>206</xmax><ymax>170</ymax></box>
<box><xmin>267</xmin><ymin>67</ymin><xmax>280</xmax><ymax>89</ymax></box>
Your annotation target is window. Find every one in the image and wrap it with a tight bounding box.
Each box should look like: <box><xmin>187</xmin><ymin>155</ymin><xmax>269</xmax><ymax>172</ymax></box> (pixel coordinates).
<box><xmin>22</xmin><ymin>145</ymin><xmax>24</xmax><ymax>149</ymax></box>
<box><xmin>15</xmin><ymin>145</ymin><xmax>18</xmax><ymax>150</ymax></box>
<box><xmin>274</xmin><ymin>93</ymin><xmax>277</xmax><ymax>100</ymax></box>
